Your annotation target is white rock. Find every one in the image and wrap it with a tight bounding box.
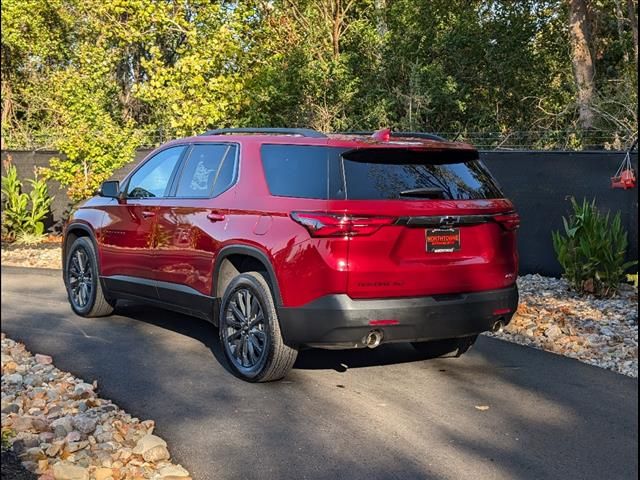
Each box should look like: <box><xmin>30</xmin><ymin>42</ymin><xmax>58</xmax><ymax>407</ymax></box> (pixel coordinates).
<box><xmin>158</xmin><ymin>464</ymin><xmax>190</xmax><ymax>477</ymax></box>
<box><xmin>133</xmin><ymin>434</ymin><xmax>167</xmax><ymax>455</ymax></box>
<box><xmin>52</xmin><ymin>461</ymin><xmax>89</xmax><ymax>480</ymax></box>
<box><xmin>35</xmin><ymin>353</ymin><xmax>53</xmax><ymax>365</ymax></box>
<box><xmin>5</xmin><ymin>373</ymin><xmax>23</xmax><ymax>384</ymax></box>
<box><xmin>545</xmin><ymin>325</ymin><xmax>563</xmax><ymax>339</ymax></box>
<box><xmin>143</xmin><ymin>445</ymin><xmax>171</xmax><ymax>462</ymax></box>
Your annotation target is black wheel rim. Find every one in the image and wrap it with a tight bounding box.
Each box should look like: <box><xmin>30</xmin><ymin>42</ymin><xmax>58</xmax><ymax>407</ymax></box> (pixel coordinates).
<box><xmin>224</xmin><ymin>288</ymin><xmax>267</xmax><ymax>371</ymax></box>
<box><xmin>68</xmin><ymin>247</ymin><xmax>93</xmax><ymax>309</ymax></box>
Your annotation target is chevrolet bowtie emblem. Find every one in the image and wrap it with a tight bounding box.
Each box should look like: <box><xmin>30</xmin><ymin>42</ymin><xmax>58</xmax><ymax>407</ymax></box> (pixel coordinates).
<box><xmin>439</xmin><ymin>216</ymin><xmax>459</xmax><ymax>225</ymax></box>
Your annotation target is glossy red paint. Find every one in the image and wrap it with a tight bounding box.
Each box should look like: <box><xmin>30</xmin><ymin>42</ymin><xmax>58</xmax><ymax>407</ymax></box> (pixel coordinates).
<box><xmin>63</xmin><ymin>132</ymin><xmax>519</xmax><ymax>311</ymax></box>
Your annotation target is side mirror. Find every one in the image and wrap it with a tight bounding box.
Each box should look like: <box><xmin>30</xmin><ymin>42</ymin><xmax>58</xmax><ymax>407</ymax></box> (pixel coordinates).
<box><xmin>99</xmin><ymin>180</ymin><xmax>121</xmax><ymax>199</ymax></box>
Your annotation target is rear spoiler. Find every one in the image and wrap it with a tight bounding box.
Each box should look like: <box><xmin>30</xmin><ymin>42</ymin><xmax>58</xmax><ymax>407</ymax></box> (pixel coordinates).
<box><xmin>342</xmin><ymin>146</ymin><xmax>479</xmax><ymax>164</ymax></box>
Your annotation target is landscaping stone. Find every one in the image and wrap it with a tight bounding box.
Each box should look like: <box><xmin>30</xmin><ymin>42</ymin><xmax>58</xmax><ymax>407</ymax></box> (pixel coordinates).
<box><xmin>72</xmin><ymin>415</ymin><xmax>97</xmax><ymax>434</ymax></box>
<box><xmin>157</xmin><ymin>464</ymin><xmax>190</xmax><ymax>477</ymax></box>
<box><xmin>51</xmin><ymin>462</ymin><xmax>89</xmax><ymax>480</ymax></box>
<box><xmin>133</xmin><ymin>434</ymin><xmax>167</xmax><ymax>455</ymax></box>
<box><xmin>35</xmin><ymin>354</ymin><xmax>53</xmax><ymax>365</ymax></box>
<box><xmin>1</xmin><ymin>241</ymin><xmax>62</xmax><ymax>270</ymax></box>
<box><xmin>486</xmin><ymin>274</ymin><xmax>638</xmax><ymax>377</ymax></box>
<box><xmin>143</xmin><ymin>445</ymin><xmax>171</xmax><ymax>462</ymax></box>
<box><xmin>1</xmin><ymin>335</ymin><xmax>191</xmax><ymax>480</ymax></box>
<box><xmin>6</xmin><ymin>373</ymin><xmax>24</xmax><ymax>385</ymax></box>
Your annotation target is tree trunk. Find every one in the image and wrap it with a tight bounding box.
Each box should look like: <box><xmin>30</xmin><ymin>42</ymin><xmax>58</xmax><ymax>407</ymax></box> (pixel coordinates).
<box><xmin>1</xmin><ymin>80</ymin><xmax>13</xmax><ymax>150</ymax></box>
<box><xmin>374</xmin><ymin>0</ymin><xmax>387</xmax><ymax>37</ymax></box>
<box><xmin>568</xmin><ymin>0</ymin><xmax>595</xmax><ymax>130</ymax></box>
<box><xmin>628</xmin><ymin>0</ymin><xmax>638</xmax><ymax>67</ymax></box>
<box><xmin>332</xmin><ymin>14</ymin><xmax>340</xmax><ymax>58</ymax></box>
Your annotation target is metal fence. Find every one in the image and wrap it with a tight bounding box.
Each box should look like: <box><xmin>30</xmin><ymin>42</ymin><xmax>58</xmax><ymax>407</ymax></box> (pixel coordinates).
<box><xmin>4</xmin><ymin>129</ymin><xmax>637</xmax><ymax>152</ymax></box>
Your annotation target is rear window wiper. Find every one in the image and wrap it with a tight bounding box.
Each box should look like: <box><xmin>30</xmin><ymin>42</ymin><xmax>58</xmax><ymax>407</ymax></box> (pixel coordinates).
<box><xmin>398</xmin><ymin>187</ymin><xmax>445</xmax><ymax>199</ymax></box>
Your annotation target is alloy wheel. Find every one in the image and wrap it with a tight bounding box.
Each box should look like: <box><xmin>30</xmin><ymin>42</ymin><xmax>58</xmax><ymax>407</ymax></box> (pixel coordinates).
<box><xmin>224</xmin><ymin>288</ymin><xmax>268</xmax><ymax>370</ymax></box>
<box><xmin>68</xmin><ymin>247</ymin><xmax>93</xmax><ymax>309</ymax></box>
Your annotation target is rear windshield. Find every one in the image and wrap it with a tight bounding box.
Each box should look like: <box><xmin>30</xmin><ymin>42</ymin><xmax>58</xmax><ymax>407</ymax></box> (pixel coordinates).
<box><xmin>261</xmin><ymin>145</ymin><xmax>502</xmax><ymax>200</ymax></box>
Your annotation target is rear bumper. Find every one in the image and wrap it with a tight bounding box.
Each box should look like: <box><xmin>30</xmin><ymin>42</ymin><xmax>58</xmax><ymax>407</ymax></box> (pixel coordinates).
<box><xmin>278</xmin><ymin>285</ymin><xmax>518</xmax><ymax>348</ymax></box>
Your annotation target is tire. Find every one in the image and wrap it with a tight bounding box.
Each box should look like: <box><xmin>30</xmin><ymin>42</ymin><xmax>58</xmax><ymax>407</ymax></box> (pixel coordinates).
<box><xmin>411</xmin><ymin>335</ymin><xmax>478</xmax><ymax>358</ymax></box>
<box><xmin>219</xmin><ymin>271</ymin><xmax>298</xmax><ymax>382</ymax></box>
<box><xmin>65</xmin><ymin>237</ymin><xmax>115</xmax><ymax>317</ymax></box>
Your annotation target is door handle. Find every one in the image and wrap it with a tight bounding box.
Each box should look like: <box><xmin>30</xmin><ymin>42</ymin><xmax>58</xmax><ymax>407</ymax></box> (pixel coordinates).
<box><xmin>207</xmin><ymin>212</ymin><xmax>225</xmax><ymax>222</ymax></box>
<box><xmin>141</xmin><ymin>210</ymin><xmax>156</xmax><ymax>219</ymax></box>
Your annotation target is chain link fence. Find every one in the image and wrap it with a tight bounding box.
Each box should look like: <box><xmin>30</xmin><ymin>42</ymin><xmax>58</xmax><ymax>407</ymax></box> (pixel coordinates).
<box><xmin>3</xmin><ymin>129</ymin><xmax>638</xmax><ymax>152</ymax></box>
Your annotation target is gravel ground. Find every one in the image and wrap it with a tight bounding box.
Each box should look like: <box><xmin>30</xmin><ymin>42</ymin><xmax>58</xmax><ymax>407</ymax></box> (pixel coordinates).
<box><xmin>487</xmin><ymin>274</ymin><xmax>638</xmax><ymax>378</ymax></box>
<box><xmin>1</xmin><ymin>242</ymin><xmax>61</xmax><ymax>270</ymax></box>
<box><xmin>1</xmin><ymin>333</ymin><xmax>192</xmax><ymax>480</ymax></box>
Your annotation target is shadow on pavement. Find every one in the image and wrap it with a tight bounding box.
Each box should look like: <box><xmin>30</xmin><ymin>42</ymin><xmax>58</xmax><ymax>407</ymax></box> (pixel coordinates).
<box><xmin>2</xmin><ymin>267</ymin><xmax>638</xmax><ymax>480</ymax></box>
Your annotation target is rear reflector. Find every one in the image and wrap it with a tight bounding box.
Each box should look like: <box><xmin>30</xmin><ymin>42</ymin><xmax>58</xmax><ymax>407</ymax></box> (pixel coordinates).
<box><xmin>291</xmin><ymin>212</ymin><xmax>395</xmax><ymax>237</ymax></box>
<box><xmin>493</xmin><ymin>211</ymin><xmax>520</xmax><ymax>231</ymax></box>
<box><xmin>368</xmin><ymin>319</ymin><xmax>400</xmax><ymax>326</ymax></box>
<box><xmin>492</xmin><ymin>308</ymin><xmax>512</xmax><ymax>315</ymax></box>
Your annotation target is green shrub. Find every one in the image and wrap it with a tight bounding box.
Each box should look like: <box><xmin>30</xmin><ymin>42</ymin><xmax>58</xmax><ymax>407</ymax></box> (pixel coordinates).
<box><xmin>1</xmin><ymin>428</ymin><xmax>13</xmax><ymax>450</ymax></box>
<box><xmin>1</xmin><ymin>159</ymin><xmax>53</xmax><ymax>242</ymax></box>
<box><xmin>552</xmin><ymin>198</ymin><xmax>637</xmax><ymax>297</ymax></box>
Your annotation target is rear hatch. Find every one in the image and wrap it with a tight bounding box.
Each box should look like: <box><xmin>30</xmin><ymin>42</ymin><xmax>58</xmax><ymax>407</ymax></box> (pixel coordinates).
<box><xmin>289</xmin><ymin>143</ymin><xmax>519</xmax><ymax>298</ymax></box>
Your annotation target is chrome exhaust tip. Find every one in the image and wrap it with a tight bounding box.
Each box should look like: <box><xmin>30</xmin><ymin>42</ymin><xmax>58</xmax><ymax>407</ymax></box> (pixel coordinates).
<box><xmin>491</xmin><ymin>319</ymin><xmax>505</xmax><ymax>333</ymax></box>
<box><xmin>364</xmin><ymin>330</ymin><xmax>383</xmax><ymax>348</ymax></box>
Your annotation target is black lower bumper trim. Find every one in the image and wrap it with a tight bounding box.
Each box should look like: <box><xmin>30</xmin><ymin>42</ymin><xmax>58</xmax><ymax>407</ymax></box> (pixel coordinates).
<box><xmin>278</xmin><ymin>285</ymin><xmax>518</xmax><ymax>348</ymax></box>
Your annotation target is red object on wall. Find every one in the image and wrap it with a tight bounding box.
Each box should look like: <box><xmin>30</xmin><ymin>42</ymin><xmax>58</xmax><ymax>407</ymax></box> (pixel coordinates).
<box><xmin>611</xmin><ymin>152</ymin><xmax>636</xmax><ymax>189</ymax></box>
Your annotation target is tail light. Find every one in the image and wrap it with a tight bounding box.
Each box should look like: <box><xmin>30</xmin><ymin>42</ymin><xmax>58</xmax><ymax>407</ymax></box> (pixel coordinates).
<box><xmin>493</xmin><ymin>211</ymin><xmax>520</xmax><ymax>231</ymax></box>
<box><xmin>291</xmin><ymin>212</ymin><xmax>395</xmax><ymax>237</ymax></box>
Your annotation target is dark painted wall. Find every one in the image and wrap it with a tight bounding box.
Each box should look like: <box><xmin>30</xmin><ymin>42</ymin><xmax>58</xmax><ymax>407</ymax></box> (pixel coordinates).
<box><xmin>2</xmin><ymin>149</ymin><xmax>638</xmax><ymax>277</ymax></box>
<box><xmin>480</xmin><ymin>151</ymin><xmax>638</xmax><ymax>276</ymax></box>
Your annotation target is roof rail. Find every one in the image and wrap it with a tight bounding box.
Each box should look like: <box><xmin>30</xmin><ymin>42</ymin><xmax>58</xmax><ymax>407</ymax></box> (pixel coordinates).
<box><xmin>339</xmin><ymin>131</ymin><xmax>448</xmax><ymax>142</ymax></box>
<box><xmin>200</xmin><ymin>128</ymin><xmax>327</xmax><ymax>138</ymax></box>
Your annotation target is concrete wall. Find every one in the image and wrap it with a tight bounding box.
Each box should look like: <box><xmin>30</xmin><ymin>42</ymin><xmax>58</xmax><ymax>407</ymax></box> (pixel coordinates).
<box><xmin>2</xmin><ymin>149</ymin><xmax>637</xmax><ymax>276</ymax></box>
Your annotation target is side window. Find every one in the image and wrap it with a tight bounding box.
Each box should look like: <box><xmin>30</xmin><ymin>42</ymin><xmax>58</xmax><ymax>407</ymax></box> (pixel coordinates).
<box><xmin>127</xmin><ymin>146</ymin><xmax>185</xmax><ymax>198</ymax></box>
<box><xmin>175</xmin><ymin>144</ymin><xmax>237</xmax><ymax>198</ymax></box>
<box><xmin>261</xmin><ymin>145</ymin><xmax>340</xmax><ymax>199</ymax></box>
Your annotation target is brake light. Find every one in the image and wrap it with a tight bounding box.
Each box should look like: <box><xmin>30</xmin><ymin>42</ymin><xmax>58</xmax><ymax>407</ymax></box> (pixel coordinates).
<box><xmin>493</xmin><ymin>211</ymin><xmax>520</xmax><ymax>231</ymax></box>
<box><xmin>372</xmin><ymin>127</ymin><xmax>391</xmax><ymax>142</ymax></box>
<box><xmin>291</xmin><ymin>212</ymin><xmax>395</xmax><ymax>237</ymax></box>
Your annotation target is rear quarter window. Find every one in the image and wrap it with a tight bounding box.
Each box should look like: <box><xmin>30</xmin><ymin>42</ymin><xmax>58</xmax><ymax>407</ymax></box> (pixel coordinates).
<box><xmin>261</xmin><ymin>145</ymin><xmax>343</xmax><ymax>199</ymax></box>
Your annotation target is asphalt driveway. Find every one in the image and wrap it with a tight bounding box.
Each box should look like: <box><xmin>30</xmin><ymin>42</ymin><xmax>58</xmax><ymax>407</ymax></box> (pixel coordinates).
<box><xmin>1</xmin><ymin>266</ymin><xmax>637</xmax><ymax>480</ymax></box>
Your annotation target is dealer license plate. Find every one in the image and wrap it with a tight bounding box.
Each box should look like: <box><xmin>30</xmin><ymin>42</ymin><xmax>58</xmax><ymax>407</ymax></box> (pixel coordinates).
<box><xmin>426</xmin><ymin>228</ymin><xmax>461</xmax><ymax>253</ymax></box>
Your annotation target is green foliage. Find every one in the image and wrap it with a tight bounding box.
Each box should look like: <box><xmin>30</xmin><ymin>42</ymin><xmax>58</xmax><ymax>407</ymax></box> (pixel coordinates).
<box><xmin>1</xmin><ymin>0</ymin><xmax>638</xmax><ymax>195</ymax></box>
<box><xmin>1</xmin><ymin>428</ymin><xmax>14</xmax><ymax>450</ymax></box>
<box><xmin>552</xmin><ymin>198</ymin><xmax>637</xmax><ymax>297</ymax></box>
<box><xmin>1</xmin><ymin>160</ymin><xmax>53</xmax><ymax>242</ymax></box>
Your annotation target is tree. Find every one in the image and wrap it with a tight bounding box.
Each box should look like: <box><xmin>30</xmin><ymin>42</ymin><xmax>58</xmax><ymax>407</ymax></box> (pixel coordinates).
<box><xmin>568</xmin><ymin>0</ymin><xmax>595</xmax><ymax>130</ymax></box>
<box><xmin>628</xmin><ymin>0</ymin><xmax>639</xmax><ymax>66</ymax></box>
<box><xmin>1</xmin><ymin>0</ymin><xmax>638</xmax><ymax>168</ymax></box>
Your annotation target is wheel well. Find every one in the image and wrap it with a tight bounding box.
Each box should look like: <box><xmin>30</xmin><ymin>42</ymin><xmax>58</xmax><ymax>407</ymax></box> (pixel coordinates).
<box><xmin>64</xmin><ymin>228</ymin><xmax>91</xmax><ymax>265</ymax></box>
<box><xmin>215</xmin><ymin>254</ymin><xmax>274</xmax><ymax>300</ymax></box>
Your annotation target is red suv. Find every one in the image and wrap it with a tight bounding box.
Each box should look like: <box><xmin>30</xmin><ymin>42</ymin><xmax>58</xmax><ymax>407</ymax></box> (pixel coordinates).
<box><xmin>62</xmin><ymin>128</ymin><xmax>519</xmax><ymax>382</ymax></box>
